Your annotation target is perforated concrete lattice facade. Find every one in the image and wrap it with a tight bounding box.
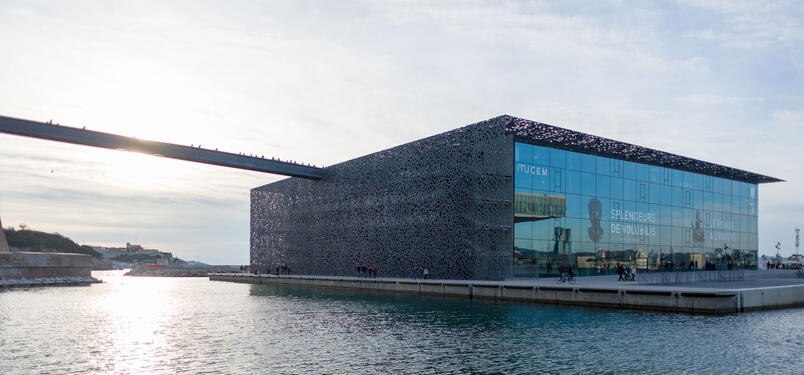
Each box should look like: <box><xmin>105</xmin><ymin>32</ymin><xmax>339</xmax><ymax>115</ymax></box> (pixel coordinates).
<box><xmin>250</xmin><ymin>115</ymin><xmax>780</xmax><ymax>280</ymax></box>
<box><xmin>251</xmin><ymin>116</ymin><xmax>514</xmax><ymax>280</ymax></box>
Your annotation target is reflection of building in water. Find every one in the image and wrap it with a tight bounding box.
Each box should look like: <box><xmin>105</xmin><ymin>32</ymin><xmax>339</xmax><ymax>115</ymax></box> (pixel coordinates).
<box><xmin>251</xmin><ymin>115</ymin><xmax>781</xmax><ymax>280</ymax></box>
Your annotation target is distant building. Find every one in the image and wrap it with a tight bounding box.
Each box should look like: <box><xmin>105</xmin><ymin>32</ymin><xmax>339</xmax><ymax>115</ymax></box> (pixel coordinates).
<box><xmin>126</xmin><ymin>242</ymin><xmax>143</xmax><ymax>252</ymax></box>
<box><xmin>94</xmin><ymin>244</ymin><xmax>172</xmax><ymax>260</ymax></box>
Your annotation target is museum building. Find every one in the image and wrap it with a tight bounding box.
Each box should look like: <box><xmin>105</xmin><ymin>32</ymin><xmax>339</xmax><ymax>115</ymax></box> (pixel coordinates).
<box><xmin>250</xmin><ymin>115</ymin><xmax>781</xmax><ymax>280</ymax></box>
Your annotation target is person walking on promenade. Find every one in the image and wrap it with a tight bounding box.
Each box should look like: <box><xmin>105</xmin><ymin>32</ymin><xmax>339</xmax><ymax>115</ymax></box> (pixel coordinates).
<box><xmin>617</xmin><ymin>263</ymin><xmax>624</xmax><ymax>281</ymax></box>
<box><xmin>423</xmin><ymin>268</ymin><xmax>429</xmax><ymax>279</ymax></box>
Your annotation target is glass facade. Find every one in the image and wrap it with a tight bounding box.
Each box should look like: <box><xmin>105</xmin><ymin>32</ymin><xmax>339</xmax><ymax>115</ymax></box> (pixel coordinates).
<box><xmin>513</xmin><ymin>142</ymin><xmax>758</xmax><ymax>277</ymax></box>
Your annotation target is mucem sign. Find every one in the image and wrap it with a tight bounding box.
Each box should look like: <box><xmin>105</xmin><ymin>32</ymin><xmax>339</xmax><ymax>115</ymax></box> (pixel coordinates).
<box><xmin>251</xmin><ymin>115</ymin><xmax>781</xmax><ymax>280</ymax></box>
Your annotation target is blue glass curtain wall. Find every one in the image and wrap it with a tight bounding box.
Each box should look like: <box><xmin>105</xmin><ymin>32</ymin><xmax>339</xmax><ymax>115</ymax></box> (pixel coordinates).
<box><xmin>513</xmin><ymin>142</ymin><xmax>759</xmax><ymax>277</ymax></box>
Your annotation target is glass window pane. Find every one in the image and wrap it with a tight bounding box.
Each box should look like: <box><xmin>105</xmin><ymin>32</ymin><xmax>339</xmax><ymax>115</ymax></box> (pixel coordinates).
<box><xmin>719</xmin><ymin>194</ymin><xmax>729</xmax><ymax>212</ymax></box>
<box><xmin>515</xmin><ymin>162</ymin><xmax>533</xmax><ymax>188</ymax></box>
<box><xmin>637</xmin><ymin>163</ymin><xmax>650</xmax><ymax>181</ymax></box>
<box><xmin>596</xmin><ymin>156</ymin><xmax>610</xmax><ymax>175</ymax></box>
<box><xmin>722</xmin><ymin>178</ymin><xmax>732</xmax><ymax>195</ymax></box>
<box><xmin>683</xmin><ymin>208</ymin><xmax>693</xmax><ymax>227</ymax></box>
<box><xmin>649</xmin><ymin>183</ymin><xmax>661</xmax><ymax>204</ymax></box>
<box><xmin>672</xmin><ymin>207</ymin><xmax>683</xmax><ymax>226</ymax></box>
<box><xmin>566</xmin><ymin>218</ymin><xmax>581</xmax><ymax>242</ymax></box>
<box><xmin>694</xmin><ymin>174</ymin><xmax>704</xmax><ymax>191</ymax></box>
<box><xmin>532</xmin><ymin>146</ymin><xmax>549</xmax><ymax>165</ymax></box>
<box><xmin>660</xmin><ymin>226</ymin><xmax>671</xmax><ymax>246</ymax></box>
<box><xmin>730</xmin><ymin>180</ymin><xmax>740</xmax><ymax>197</ymax></box>
<box><xmin>566</xmin><ymin>170</ymin><xmax>581</xmax><ymax>194</ymax></box>
<box><xmin>566</xmin><ymin>194</ymin><xmax>581</xmax><ymax>218</ymax></box>
<box><xmin>623</xmin><ymin>180</ymin><xmax>636</xmax><ymax>201</ymax></box>
<box><xmin>550</xmin><ymin>148</ymin><xmax>565</xmax><ymax>168</ymax></box>
<box><xmin>515</xmin><ymin>143</ymin><xmax>530</xmax><ymax>162</ymax></box>
<box><xmin>534</xmin><ymin>170</ymin><xmax>549</xmax><ymax>190</ymax></box>
<box><xmin>515</xmin><ymin>238</ymin><xmax>533</xmax><ymax>251</ymax></box>
<box><xmin>610</xmin><ymin>177</ymin><xmax>623</xmax><ymax>200</ymax></box>
<box><xmin>582</xmin><ymin>172</ymin><xmax>596</xmax><ymax>196</ymax></box>
<box><xmin>671</xmin><ymin>187</ymin><xmax>683</xmax><ymax>207</ymax></box>
<box><xmin>661</xmin><ymin>185</ymin><xmax>672</xmax><ymax>205</ymax></box>
<box><xmin>683</xmin><ymin>172</ymin><xmax>694</xmax><ymax>189</ymax></box>
<box><xmin>596</xmin><ymin>175</ymin><xmax>610</xmax><ymax>198</ymax></box>
<box><xmin>533</xmin><ymin>220</ymin><xmax>551</xmax><ymax>240</ymax></box>
<box><xmin>581</xmin><ymin>154</ymin><xmax>596</xmax><ymax>173</ymax></box>
<box><xmin>598</xmin><ymin>220</ymin><xmax>610</xmax><ymax>243</ymax></box>
<box><xmin>714</xmin><ymin>177</ymin><xmax>723</xmax><ymax>194</ymax></box>
<box><xmin>672</xmin><ymin>169</ymin><xmax>684</xmax><ymax>187</ymax></box>
<box><xmin>659</xmin><ymin>205</ymin><xmax>672</xmax><ymax>226</ymax></box>
<box><xmin>612</xmin><ymin>159</ymin><xmax>622</xmax><ymax>177</ymax></box>
<box><xmin>704</xmin><ymin>192</ymin><xmax>714</xmax><ymax>211</ymax></box>
<box><xmin>649</xmin><ymin>166</ymin><xmax>662</xmax><ymax>184</ymax></box>
<box><xmin>551</xmin><ymin>168</ymin><xmax>564</xmax><ymax>192</ymax></box>
<box><xmin>566</xmin><ymin>151</ymin><xmax>580</xmax><ymax>171</ymax></box>
<box><xmin>515</xmin><ymin>222</ymin><xmax>532</xmax><ymax>238</ymax></box>
<box><xmin>623</xmin><ymin>161</ymin><xmax>636</xmax><ymax>180</ymax></box>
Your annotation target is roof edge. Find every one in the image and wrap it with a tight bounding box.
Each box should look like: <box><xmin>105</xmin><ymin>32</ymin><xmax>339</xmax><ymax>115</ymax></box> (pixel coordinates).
<box><xmin>499</xmin><ymin>115</ymin><xmax>783</xmax><ymax>184</ymax></box>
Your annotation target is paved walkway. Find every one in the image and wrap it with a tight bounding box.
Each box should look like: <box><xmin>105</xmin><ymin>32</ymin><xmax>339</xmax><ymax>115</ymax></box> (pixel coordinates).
<box><xmin>227</xmin><ymin>269</ymin><xmax>804</xmax><ymax>293</ymax></box>
<box><xmin>212</xmin><ymin>270</ymin><xmax>804</xmax><ymax>313</ymax></box>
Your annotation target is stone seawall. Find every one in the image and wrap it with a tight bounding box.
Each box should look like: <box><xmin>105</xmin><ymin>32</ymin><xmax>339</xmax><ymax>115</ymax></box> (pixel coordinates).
<box><xmin>0</xmin><ymin>251</ymin><xmax>93</xmax><ymax>280</ymax></box>
<box><xmin>209</xmin><ymin>273</ymin><xmax>804</xmax><ymax>314</ymax></box>
<box><xmin>0</xmin><ymin>276</ymin><xmax>100</xmax><ymax>288</ymax></box>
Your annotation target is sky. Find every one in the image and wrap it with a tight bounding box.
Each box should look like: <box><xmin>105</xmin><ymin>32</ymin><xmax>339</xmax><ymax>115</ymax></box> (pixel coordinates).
<box><xmin>0</xmin><ymin>0</ymin><xmax>802</xmax><ymax>264</ymax></box>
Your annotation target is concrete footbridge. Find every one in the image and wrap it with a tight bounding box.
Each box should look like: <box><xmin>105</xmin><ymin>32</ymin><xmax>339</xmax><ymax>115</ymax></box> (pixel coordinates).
<box><xmin>0</xmin><ymin>115</ymin><xmax>324</xmax><ymax>180</ymax></box>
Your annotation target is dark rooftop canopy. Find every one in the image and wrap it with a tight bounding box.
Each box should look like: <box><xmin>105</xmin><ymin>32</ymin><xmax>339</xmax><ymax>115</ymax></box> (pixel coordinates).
<box><xmin>500</xmin><ymin>115</ymin><xmax>782</xmax><ymax>184</ymax></box>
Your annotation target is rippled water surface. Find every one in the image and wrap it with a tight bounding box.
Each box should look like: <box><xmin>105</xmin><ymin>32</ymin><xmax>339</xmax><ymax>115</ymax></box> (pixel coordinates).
<box><xmin>1</xmin><ymin>271</ymin><xmax>802</xmax><ymax>374</ymax></box>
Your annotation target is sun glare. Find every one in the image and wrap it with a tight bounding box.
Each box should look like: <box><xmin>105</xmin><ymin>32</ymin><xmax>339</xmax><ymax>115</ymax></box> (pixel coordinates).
<box><xmin>98</xmin><ymin>274</ymin><xmax>179</xmax><ymax>373</ymax></box>
<box><xmin>99</xmin><ymin>151</ymin><xmax>199</xmax><ymax>191</ymax></box>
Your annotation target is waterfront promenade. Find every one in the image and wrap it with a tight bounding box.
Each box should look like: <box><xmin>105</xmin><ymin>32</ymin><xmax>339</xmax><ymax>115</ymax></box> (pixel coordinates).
<box><xmin>210</xmin><ymin>270</ymin><xmax>804</xmax><ymax>314</ymax></box>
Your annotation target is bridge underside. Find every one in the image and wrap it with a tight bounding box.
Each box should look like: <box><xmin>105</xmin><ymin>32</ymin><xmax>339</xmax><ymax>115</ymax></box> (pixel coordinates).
<box><xmin>0</xmin><ymin>115</ymin><xmax>323</xmax><ymax>179</ymax></box>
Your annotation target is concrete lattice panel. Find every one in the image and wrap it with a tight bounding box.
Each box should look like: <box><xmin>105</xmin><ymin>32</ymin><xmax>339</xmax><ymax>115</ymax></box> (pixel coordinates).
<box><xmin>251</xmin><ymin>116</ymin><xmax>514</xmax><ymax>280</ymax></box>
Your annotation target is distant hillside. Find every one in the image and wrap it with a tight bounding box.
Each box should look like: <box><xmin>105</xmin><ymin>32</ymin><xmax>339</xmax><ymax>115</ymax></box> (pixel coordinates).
<box><xmin>2</xmin><ymin>227</ymin><xmax>102</xmax><ymax>258</ymax></box>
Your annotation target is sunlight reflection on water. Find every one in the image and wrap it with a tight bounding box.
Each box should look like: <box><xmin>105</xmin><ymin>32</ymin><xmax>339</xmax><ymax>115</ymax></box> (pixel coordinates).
<box><xmin>0</xmin><ymin>270</ymin><xmax>802</xmax><ymax>374</ymax></box>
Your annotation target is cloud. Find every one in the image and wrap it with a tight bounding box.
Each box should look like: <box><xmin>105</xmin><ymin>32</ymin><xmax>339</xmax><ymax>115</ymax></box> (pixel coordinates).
<box><xmin>679</xmin><ymin>0</ymin><xmax>804</xmax><ymax>48</ymax></box>
<box><xmin>676</xmin><ymin>94</ymin><xmax>765</xmax><ymax>105</ymax></box>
